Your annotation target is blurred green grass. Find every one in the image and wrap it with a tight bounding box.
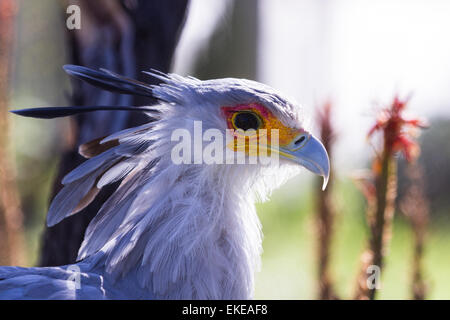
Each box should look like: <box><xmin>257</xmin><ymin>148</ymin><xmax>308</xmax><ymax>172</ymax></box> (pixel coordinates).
<box><xmin>254</xmin><ymin>176</ymin><xmax>450</xmax><ymax>299</ymax></box>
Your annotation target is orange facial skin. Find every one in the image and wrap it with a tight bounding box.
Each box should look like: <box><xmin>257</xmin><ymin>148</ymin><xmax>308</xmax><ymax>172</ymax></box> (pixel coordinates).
<box><xmin>221</xmin><ymin>103</ymin><xmax>304</xmax><ymax>148</ymax></box>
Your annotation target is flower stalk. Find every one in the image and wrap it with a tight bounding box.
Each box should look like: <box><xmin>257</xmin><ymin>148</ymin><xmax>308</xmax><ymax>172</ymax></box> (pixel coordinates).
<box><xmin>315</xmin><ymin>102</ymin><xmax>338</xmax><ymax>300</ymax></box>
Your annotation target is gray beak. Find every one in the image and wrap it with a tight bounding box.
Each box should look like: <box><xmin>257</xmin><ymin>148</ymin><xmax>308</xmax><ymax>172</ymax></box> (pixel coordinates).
<box><xmin>280</xmin><ymin>134</ymin><xmax>330</xmax><ymax>190</ymax></box>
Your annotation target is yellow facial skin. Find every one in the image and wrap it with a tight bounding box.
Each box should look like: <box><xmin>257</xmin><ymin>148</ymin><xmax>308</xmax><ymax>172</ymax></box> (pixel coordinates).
<box><xmin>221</xmin><ymin>103</ymin><xmax>307</xmax><ymax>159</ymax></box>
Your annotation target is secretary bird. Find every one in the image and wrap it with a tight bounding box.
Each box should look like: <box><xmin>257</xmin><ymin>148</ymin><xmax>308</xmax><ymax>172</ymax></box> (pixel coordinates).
<box><xmin>0</xmin><ymin>65</ymin><xmax>329</xmax><ymax>299</ymax></box>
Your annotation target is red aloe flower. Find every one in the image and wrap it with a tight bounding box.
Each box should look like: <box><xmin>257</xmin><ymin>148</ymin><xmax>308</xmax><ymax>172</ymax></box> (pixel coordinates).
<box><xmin>368</xmin><ymin>96</ymin><xmax>427</xmax><ymax>163</ymax></box>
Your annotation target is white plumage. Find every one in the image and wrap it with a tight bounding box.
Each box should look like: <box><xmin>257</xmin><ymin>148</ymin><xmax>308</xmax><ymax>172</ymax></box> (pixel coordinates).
<box><xmin>0</xmin><ymin>66</ymin><xmax>329</xmax><ymax>299</ymax></box>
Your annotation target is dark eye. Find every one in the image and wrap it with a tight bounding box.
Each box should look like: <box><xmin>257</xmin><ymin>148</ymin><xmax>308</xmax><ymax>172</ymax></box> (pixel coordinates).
<box><xmin>232</xmin><ymin>112</ymin><xmax>262</xmax><ymax>131</ymax></box>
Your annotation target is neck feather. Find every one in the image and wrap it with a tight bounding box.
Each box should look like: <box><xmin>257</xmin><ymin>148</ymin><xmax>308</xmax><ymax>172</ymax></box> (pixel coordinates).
<box><xmin>90</xmin><ymin>160</ymin><xmax>263</xmax><ymax>299</ymax></box>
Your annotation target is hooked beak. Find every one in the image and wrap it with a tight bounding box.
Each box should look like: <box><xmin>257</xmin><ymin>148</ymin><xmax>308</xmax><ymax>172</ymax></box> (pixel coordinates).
<box><xmin>280</xmin><ymin>134</ymin><xmax>330</xmax><ymax>190</ymax></box>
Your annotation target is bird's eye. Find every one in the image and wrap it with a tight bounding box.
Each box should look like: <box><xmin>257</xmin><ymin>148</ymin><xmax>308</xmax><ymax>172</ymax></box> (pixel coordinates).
<box><xmin>232</xmin><ymin>112</ymin><xmax>263</xmax><ymax>131</ymax></box>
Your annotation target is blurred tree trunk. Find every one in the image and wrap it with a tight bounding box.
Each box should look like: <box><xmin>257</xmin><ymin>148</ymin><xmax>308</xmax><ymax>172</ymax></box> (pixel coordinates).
<box><xmin>0</xmin><ymin>0</ymin><xmax>26</xmax><ymax>266</ymax></box>
<box><xmin>39</xmin><ymin>0</ymin><xmax>188</xmax><ymax>266</ymax></box>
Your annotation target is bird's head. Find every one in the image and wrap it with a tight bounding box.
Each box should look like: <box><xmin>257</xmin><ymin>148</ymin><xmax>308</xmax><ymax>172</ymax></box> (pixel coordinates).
<box><xmin>149</xmin><ymin>73</ymin><xmax>330</xmax><ymax>191</ymax></box>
